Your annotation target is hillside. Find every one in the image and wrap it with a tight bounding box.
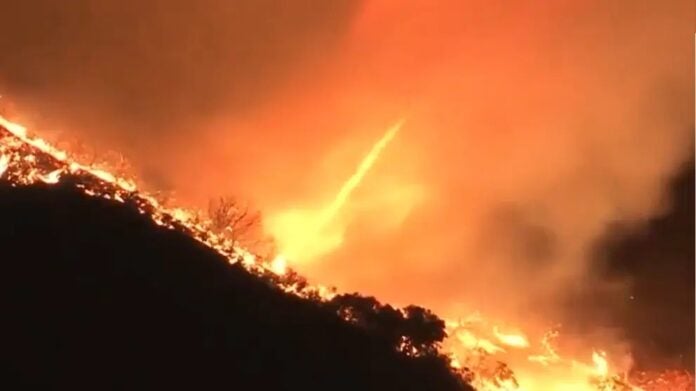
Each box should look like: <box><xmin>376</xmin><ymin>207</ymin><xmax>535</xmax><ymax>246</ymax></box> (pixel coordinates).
<box><xmin>0</xmin><ymin>179</ymin><xmax>470</xmax><ymax>390</ymax></box>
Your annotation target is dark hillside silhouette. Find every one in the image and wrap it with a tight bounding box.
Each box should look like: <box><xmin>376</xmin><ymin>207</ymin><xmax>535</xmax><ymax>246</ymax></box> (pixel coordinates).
<box><xmin>0</xmin><ymin>180</ymin><xmax>471</xmax><ymax>390</ymax></box>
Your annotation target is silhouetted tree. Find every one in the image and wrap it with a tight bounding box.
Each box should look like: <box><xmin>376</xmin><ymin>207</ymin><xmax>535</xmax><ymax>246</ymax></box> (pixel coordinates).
<box><xmin>326</xmin><ymin>294</ymin><xmax>448</xmax><ymax>358</ymax></box>
<box><xmin>208</xmin><ymin>196</ymin><xmax>274</xmax><ymax>256</ymax></box>
<box><xmin>401</xmin><ymin>305</ymin><xmax>448</xmax><ymax>356</ymax></box>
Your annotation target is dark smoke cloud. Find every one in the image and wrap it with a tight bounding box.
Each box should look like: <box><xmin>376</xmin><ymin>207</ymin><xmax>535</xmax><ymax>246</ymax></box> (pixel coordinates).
<box><xmin>572</xmin><ymin>158</ymin><xmax>695</xmax><ymax>369</ymax></box>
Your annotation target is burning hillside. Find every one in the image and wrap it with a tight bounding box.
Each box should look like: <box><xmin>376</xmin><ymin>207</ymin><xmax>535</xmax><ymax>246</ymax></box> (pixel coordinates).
<box><xmin>1</xmin><ymin>114</ymin><xmax>693</xmax><ymax>390</ymax></box>
<box><xmin>0</xmin><ymin>115</ymin><xmax>468</xmax><ymax>390</ymax></box>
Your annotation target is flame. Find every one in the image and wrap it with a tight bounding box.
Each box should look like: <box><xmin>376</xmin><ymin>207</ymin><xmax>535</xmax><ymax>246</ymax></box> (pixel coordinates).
<box><xmin>493</xmin><ymin>327</ymin><xmax>530</xmax><ymax>349</ymax></box>
<box><xmin>269</xmin><ymin>255</ymin><xmax>288</xmax><ymax>276</ymax></box>
<box><xmin>527</xmin><ymin>329</ymin><xmax>561</xmax><ymax>366</ymax></box>
<box><xmin>268</xmin><ymin>120</ymin><xmax>404</xmax><ymax>261</ymax></box>
<box><xmin>40</xmin><ymin>168</ymin><xmax>62</xmax><ymax>184</ymax></box>
<box><xmin>0</xmin><ymin>153</ymin><xmax>8</xmax><ymax>177</ymax></box>
<box><xmin>0</xmin><ymin>111</ymin><xmax>691</xmax><ymax>391</ymax></box>
<box><xmin>442</xmin><ymin>316</ymin><xmax>661</xmax><ymax>391</ymax></box>
<box><xmin>592</xmin><ymin>351</ymin><xmax>609</xmax><ymax>377</ymax></box>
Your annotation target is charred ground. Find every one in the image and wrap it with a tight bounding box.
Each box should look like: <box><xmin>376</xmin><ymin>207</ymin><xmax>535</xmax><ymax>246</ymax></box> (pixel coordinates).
<box><xmin>0</xmin><ymin>180</ymin><xmax>470</xmax><ymax>390</ymax></box>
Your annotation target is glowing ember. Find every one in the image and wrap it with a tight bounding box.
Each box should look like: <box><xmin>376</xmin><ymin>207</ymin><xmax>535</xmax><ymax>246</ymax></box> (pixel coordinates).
<box><xmin>631</xmin><ymin>370</ymin><xmax>694</xmax><ymax>391</ymax></box>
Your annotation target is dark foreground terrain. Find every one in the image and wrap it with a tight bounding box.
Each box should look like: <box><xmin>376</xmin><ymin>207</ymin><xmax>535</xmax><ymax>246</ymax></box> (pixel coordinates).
<box><xmin>0</xmin><ymin>181</ymin><xmax>469</xmax><ymax>390</ymax></box>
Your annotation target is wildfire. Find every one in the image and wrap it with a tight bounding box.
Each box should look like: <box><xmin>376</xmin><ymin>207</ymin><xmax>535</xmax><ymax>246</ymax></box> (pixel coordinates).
<box><xmin>0</xmin><ymin>112</ymin><xmax>692</xmax><ymax>391</ymax></box>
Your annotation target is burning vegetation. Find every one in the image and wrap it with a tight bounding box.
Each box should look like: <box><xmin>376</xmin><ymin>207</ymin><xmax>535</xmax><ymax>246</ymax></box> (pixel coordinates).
<box><xmin>0</xmin><ymin>113</ymin><xmax>693</xmax><ymax>390</ymax></box>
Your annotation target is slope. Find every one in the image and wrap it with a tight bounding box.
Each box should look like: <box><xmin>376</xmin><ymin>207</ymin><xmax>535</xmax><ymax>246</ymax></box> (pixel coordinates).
<box><xmin>0</xmin><ymin>180</ymin><xmax>468</xmax><ymax>390</ymax></box>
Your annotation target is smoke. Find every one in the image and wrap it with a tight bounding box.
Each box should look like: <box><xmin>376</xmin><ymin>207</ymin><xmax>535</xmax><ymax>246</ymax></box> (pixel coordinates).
<box><xmin>1</xmin><ymin>0</ymin><xmax>693</xmax><ymax>356</ymax></box>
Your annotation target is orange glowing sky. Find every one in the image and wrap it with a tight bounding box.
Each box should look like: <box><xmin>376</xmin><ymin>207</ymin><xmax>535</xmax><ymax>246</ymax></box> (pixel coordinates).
<box><xmin>0</xmin><ymin>0</ymin><xmax>693</xmax><ymax>363</ymax></box>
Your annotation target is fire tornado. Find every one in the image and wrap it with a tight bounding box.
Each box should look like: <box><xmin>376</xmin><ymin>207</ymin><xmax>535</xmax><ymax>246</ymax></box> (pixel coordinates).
<box><xmin>318</xmin><ymin>119</ymin><xmax>404</xmax><ymax>227</ymax></box>
<box><xmin>268</xmin><ymin>120</ymin><xmax>404</xmax><ymax>263</ymax></box>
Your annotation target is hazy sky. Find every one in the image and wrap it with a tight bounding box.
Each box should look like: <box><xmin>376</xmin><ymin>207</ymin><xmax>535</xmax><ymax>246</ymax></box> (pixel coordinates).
<box><xmin>1</xmin><ymin>0</ymin><xmax>693</xmax><ymax>367</ymax></box>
